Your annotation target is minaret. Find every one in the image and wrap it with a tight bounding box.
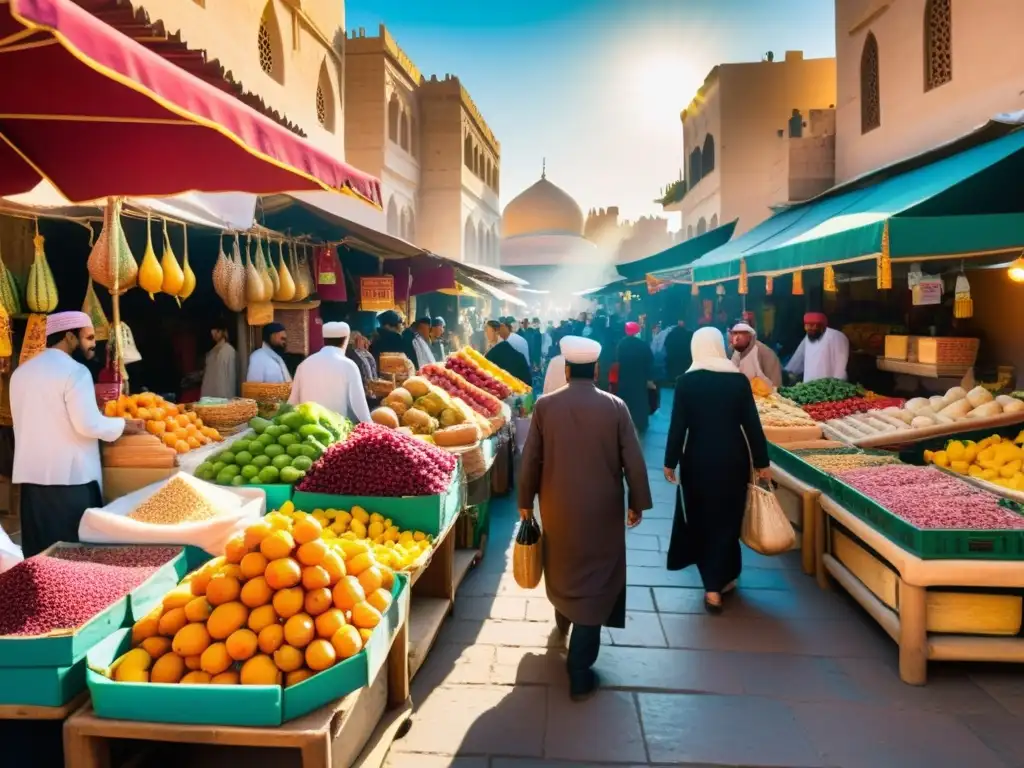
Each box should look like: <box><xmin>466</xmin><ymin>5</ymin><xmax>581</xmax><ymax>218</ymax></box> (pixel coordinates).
<box><xmin>541</xmin><ymin>157</ymin><xmax>546</xmax><ymax>180</ymax></box>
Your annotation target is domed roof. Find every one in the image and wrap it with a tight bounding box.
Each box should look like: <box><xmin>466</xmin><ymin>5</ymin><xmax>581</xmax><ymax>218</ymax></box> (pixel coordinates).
<box><xmin>501</xmin><ymin>171</ymin><xmax>584</xmax><ymax>239</ymax></box>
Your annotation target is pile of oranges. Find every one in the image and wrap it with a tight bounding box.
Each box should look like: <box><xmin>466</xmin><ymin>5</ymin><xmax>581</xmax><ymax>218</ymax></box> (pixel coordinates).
<box><xmin>114</xmin><ymin>511</ymin><xmax>395</xmax><ymax>687</ymax></box>
<box><xmin>104</xmin><ymin>392</ymin><xmax>222</xmax><ymax>454</ymax></box>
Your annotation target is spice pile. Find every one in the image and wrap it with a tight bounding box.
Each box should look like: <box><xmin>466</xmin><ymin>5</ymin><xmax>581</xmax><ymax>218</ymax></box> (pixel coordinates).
<box><xmin>296</xmin><ymin>423</ymin><xmax>458</xmax><ymax>497</ymax></box>
<box><xmin>836</xmin><ymin>465</ymin><xmax>1024</xmax><ymax>530</ymax></box>
<box><xmin>128</xmin><ymin>477</ymin><xmax>220</xmax><ymax>525</ymax></box>
<box><xmin>756</xmin><ymin>395</ymin><xmax>817</xmax><ymax>427</ymax></box>
<box><xmin>0</xmin><ymin>546</ymin><xmax>180</xmax><ymax>636</ymax></box>
<box><xmin>794</xmin><ymin>449</ymin><xmax>902</xmax><ymax>474</ymax></box>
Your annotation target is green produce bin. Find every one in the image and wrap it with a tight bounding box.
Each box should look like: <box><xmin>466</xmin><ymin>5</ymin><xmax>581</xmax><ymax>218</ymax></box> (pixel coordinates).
<box><xmin>86</xmin><ymin>575</ymin><xmax>409</xmax><ymax>726</ymax></box>
<box><xmin>0</xmin><ymin>657</ymin><xmax>86</xmax><ymax>707</ymax></box>
<box><xmin>292</xmin><ymin>470</ymin><xmax>463</xmax><ymax>535</ymax></box>
<box><xmin>252</xmin><ymin>484</ymin><xmax>293</xmax><ymax>513</ymax></box>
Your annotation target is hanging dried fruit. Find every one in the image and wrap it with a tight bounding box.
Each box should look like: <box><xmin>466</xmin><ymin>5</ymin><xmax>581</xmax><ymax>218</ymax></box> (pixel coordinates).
<box><xmin>138</xmin><ymin>215</ymin><xmax>164</xmax><ymax>299</ymax></box>
<box><xmin>212</xmin><ymin>236</ymin><xmax>231</xmax><ymax>304</ymax></box>
<box><xmin>87</xmin><ymin>198</ymin><xmax>138</xmax><ymax>293</ymax></box>
<box><xmin>160</xmin><ymin>221</ymin><xmax>185</xmax><ymax>300</ymax></box>
<box><xmin>225</xmin><ymin>234</ymin><xmax>248</xmax><ymax>312</ymax></box>
<box><xmin>26</xmin><ymin>227</ymin><xmax>58</xmax><ymax>313</ymax></box>
<box><xmin>245</xmin><ymin>235</ymin><xmax>266</xmax><ymax>304</ymax></box>
<box><xmin>273</xmin><ymin>240</ymin><xmax>296</xmax><ymax>301</ymax></box>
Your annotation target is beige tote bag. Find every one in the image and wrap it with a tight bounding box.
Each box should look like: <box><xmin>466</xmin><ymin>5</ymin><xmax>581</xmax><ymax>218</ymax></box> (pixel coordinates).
<box><xmin>741</xmin><ymin>474</ymin><xmax>796</xmax><ymax>555</ymax></box>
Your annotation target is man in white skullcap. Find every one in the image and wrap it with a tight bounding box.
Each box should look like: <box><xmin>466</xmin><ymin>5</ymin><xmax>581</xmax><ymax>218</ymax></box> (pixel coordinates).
<box><xmin>288</xmin><ymin>321</ymin><xmax>371</xmax><ymax>423</ymax></box>
<box><xmin>729</xmin><ymin>322</ymin><xmax>782</xmax><ymax>388</ymax></box>
<box><xmin>10</xmin><ymin>311</ymin><xmax>145</xmax><ymax>556</ymax></box>
<box><xmin>518</xmin><ymin>335</ymin><xmax>652</xmax><ymax>702</ymax></box>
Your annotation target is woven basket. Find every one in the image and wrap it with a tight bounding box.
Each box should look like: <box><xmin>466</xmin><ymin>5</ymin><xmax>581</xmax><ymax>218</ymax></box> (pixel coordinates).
<box><xmin>187</xmin><ymin>398</ymin><xmax>258</xmax><ymax>430</ymax></box>
<box><xmin>242</xmin><ymin>382</ymin><xmax>292</xmax><ymax>418</ymax></box>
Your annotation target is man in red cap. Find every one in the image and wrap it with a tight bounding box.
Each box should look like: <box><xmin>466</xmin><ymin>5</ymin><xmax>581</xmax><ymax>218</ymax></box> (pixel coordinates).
<box><xmin>784</xmin><ymin>311</ymin><xmax>850</xmax><ymax>383</ymax></box>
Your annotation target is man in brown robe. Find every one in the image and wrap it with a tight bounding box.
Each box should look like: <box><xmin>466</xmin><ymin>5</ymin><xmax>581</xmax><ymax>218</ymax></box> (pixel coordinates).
<box><xmin>518</xmin><ymin>336</ymin><xmax>653</xmax><ymax>701</ymax></box>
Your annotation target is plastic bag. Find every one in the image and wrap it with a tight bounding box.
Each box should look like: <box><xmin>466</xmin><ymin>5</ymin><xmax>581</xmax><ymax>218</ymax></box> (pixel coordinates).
<box><xmin>741</xmin><ymin>478</ymin><xmax>796</xmax><ymax>555</ymax></box>
<box><xmin>513</xmin><ymin>516</ymin><xmax>542</xmax><ymax>589</ymax></box>
<box><xmin>79</xmin><ymin>472</ymin><xmax>264</xmax><ymax>555</ymax></box>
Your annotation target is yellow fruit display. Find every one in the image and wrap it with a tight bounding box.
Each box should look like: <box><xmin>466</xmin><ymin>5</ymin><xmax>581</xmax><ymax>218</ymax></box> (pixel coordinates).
<box><xmin>113</xmin><ymin>513</ymin><xmax>401</xmax><ymax>689</ymax></box>
<box><xmin>925</xmin><ymin>434</ymin><xmax>1024</xmax><ymax>490</ymax></box>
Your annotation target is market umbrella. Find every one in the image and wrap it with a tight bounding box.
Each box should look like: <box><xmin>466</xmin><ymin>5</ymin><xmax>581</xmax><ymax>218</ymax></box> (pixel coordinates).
<box><xmin>0</xmin><ymin>0</ymin><xmax>382</xmax><ymax>205</ymax></box>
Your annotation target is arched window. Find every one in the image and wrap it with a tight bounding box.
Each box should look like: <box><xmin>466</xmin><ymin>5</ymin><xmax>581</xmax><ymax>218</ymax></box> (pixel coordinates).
<box><xmin>407</xmin><ymin>211</ymin><xmax>416</xmax><ymax>242</ymax></box>
<box><xmin>464</xmin><ymin>218</ymin><xmax>477</xmax><ymax>261</ymax></box>
<box><xmin>387</xmin><ymin>94</ymin><xmax>400</xmax><ymax>143</ymax></box>
<box><xmin>463</xmin><ymin>134</ymin><xmax>473</xmax><ymax>169</ymax></box>
<box><xmin>924</xmin><ymin>0</ymin><xmax>952</xmax><ymax>90</ymax></box>
<box><xmin>702</xmin><ymin>135</ymin><xmax>715</xmax><ymax>176</ymax></box>
<box><xmin>687</xmin><ymin>225</ymin><xmax>693</xmax><ymax>240</ymax></box>
<box><xmin>386</xmin><ymin>198</ymin><xmax>399</xmax><ymax>236</ymax></box>
<box><xmin>697</xmin><ymin>217</ymin><xmax>707</xmax><ymax>236</ymax></box>
<box><xmin>400</xmin><ymin>111</ymin><xmax>411</xmax><ymax>151</ymax></box>
<box><xmin>485</xmin><ymin>159</ymin><xmax>492</xmax><ymax>187</ymax></box>
<box><xmin>477</xmin><ymin>226</ymin><xmax>486</xmax><ymax>265</ymax></box>
<box><xmin>315</xmin><ymin>59</ymin><xmax>335</xmax><ymax>132</ymax></box>
<box><xmin>861</xmin><ymin>32</ymin><xmax>881</xmax><ymax>133</ymax></box>
<box><xmin>689</xmin><ymin>147</ymin><xmax>703</xmax><ymax>186</ymax></box>
<box><xmin>257</xmin><ymin>3</ymin><xmax>284</xmax><ymax>84</ymax></box>
<box><xmin>710</xmin><ymin>214</ymin><xmax>719</xmax><ymax>230</ymax></box>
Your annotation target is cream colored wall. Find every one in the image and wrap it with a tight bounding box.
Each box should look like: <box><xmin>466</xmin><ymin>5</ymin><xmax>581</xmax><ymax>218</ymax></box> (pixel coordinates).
<box><xmin>134</xmin><ymin>0</ymin><xmax>344</xmax><ymax>155</ymax></box>
<box><xmin>835</xmin><ymin>0</ymin><xmax>1024</xmax><ymax>182</ymax></box>
<box><xmin>679</xmin><ymin>78</ymin><xmax>722</xmax><ymax>239</ymax></box>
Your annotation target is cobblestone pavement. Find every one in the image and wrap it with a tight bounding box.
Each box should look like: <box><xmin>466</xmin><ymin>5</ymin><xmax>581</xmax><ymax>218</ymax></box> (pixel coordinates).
<box><xmin>385</xmin><ymin>392</ymin><xmax>1024</xmax><ymax>768</ymax></box>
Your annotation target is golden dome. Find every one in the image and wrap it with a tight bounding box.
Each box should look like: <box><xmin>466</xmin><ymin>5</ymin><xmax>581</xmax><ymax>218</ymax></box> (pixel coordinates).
<box><xmin>501</xmin><ymin>173</ymin><xmax>584</xmax><ymax>238</ymax></box>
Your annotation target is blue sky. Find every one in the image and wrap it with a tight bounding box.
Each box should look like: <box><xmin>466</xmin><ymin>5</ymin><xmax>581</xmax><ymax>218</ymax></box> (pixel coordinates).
<box><xmin>345</xmin><ymin>0</ymin><xmax>836</xmax><ymax>228</ymax></box>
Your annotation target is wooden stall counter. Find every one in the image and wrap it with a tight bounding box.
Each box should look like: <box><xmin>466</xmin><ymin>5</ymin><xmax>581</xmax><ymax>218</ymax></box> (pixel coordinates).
<box><xmin>816</xmin><ymin>495</ymin><xmax>1024</xmax><ymax>685</ymax></box>
<box><xmin>768</xmin><ymin>463</ymin><xmax>821</xmax><ymax>576</ymax></box>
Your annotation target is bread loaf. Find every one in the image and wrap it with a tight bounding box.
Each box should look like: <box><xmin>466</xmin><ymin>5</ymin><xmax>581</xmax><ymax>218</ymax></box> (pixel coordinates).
<box><xmin>432</xmin><ymin>423</ymin><xmax>481</xmax><ymax>447</ymax></box>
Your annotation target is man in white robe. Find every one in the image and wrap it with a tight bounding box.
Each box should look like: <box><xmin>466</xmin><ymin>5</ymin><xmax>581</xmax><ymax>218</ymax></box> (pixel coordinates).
<box><xmin>10</xmin><ymin>312</ymin><xmax>144</xmax><ymax>556</ymax></box>
<box><xmin>289</xmin><ymin>322</ymin><xmax>371</xmax><ymax>423</ymax></box>
<box><xmin>247</xmin><ymin>322</ymin><xmax>292</xmax><ymax>383</ymax></box>
<box><xmin>200</xmin><ymin>320</ymin><xmax>237</xmax><ymax>399</ymax></box>
<box><xmin>784</xmin><ymin>312</ymin><xmax>850</xmax><ymax>383</ymax></box>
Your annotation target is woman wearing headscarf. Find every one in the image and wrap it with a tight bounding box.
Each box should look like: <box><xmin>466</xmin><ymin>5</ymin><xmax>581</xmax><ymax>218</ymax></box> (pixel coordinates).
<box><xmin>662</xmin><ymin>327</ymin><xmax>772</xmax><ymax>614</ymax></box>
<box><xmin>615</xmin><ymin>321</ymin><xmax>655</xmax><ymax>433</ymax></box>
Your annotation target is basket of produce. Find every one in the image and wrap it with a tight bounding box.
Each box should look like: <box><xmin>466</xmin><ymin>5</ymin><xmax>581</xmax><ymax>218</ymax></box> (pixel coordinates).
<box><xmin>187</xmin><ymin>398</ymin><xmax>259</xmax><ymax>431</ymax></box>
<box><xmin>241</xmin><ymin>382</ymin><xmax>293</xmax><ymax>418</ymax></box>
<box><xmin>379</xmin><ymin>353</ymin><xmax>414</xmax><ymax>384</ymax></box>
<box><xmin>86</xmin><ymin>515</ymin><xmax>409</xmax><ymax>726</ymax></box>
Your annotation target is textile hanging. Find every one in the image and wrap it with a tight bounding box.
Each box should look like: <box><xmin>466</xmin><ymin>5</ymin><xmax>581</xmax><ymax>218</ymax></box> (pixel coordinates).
<box><xmin>953</xmin><ymin>273</ymin><xmax>973</xmax><ymax>319</ymax></box>
<box><xmin>823</xmin><ymin>265</ymin><xmax>837</xmax><ymax>293</ymax></box>
<box><xmin>738</xmin><ymin>259</ymin><xmax>748</xmax><ymax>295</ymax></box>
<box><xmin>877</xmin><ymin>220</ymin><xmax>893</xmax><ymax>290</ymax></box>
<box><xmin>765</xmin><ymin>276</ymin><xmax>773</xmax><ymax>296</ymax></box>
<box><xmin>792</xmin><ymin>270</ymin><xmax>804</xmax><ymax>296</ymax></box>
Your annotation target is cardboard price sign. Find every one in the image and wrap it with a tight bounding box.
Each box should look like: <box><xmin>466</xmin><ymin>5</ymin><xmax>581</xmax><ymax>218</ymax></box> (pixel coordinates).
<box><xmin>360</xmin><ymin>276</ymin><xmax>395</xmax><ymax>312</ymax></box>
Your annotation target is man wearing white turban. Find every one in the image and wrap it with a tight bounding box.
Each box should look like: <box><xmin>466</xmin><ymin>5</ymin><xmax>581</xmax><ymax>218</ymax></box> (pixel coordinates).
<box><xmin>10</xmin><ymin>312</ymin><xmax>145</xmax><ymax>556</ymax></box>
<box><xmin>729</xmin><ymin>322</ymin><xmax>782</xmax><ymax>388</ymax></box>
<box><xmin>288</xmin><ymin>322</ymin><xmax>372</xmax><ymax>423</ymax></box>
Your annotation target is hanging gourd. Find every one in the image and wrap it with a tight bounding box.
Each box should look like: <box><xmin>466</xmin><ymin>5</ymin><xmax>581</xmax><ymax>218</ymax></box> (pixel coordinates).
<box><xmin>765</xmin><ymin>276</ymin><xmax>774</xmax><ymax>296</ymax></box>
<box><xmin>87</xmin><ymin>198</ymin><xmax>138</xmax><ymax>293</ymax></box>
<box><xmin>82</xmin><ymin>278</ymin><xmax>111</xmax><ymax>341</ymax></box>
<box><xmin>160</xmin><ymin>220</ymin><xmax>185</xmax><ymax>301</ymax></box>
<box><xmin>738</xmin><ymin>259</ymin><xmax>748</xmax><ymax>295</ymax></box>
<box><xmin>225</xmin><ymin>233</ymin><xmax>248</xmax><ymax>312</ymax></box>
<box><xmin>264</xmin><ymin>236</ymin><xmax>280</xmax><ymax>295</ymax></box>
<box><xmin>26</xmin><ymin>223</ymin><xmax>58</xmax><ymax>313</ymax></box>
<box><xmin>178</xmin><ymin>224</ymin><xmax>196</xmax><ymax>302</ymax></box>
<box><xmin>0</xmin><ymin>239</ymin><xmax>21</xmax><ymax>316</ymax></box>
<box><xmin>255</xmin><ymin>235</ymin><xmax>274</xmax><ymax>299</ymax></box>
<box><xmin>245</xmin><ymin>235</ymin><xmax>267</xmax><ymax>304</ymax></box>
<box><xmin>298</xmin><ymin>243</ymin><xmax>315</xmax><ymax>299</ymax></box>
<box><xmin>138</xmin><ymin>214</ymin><xmax>164</xmax><ymax>299</ymax></box>
<box><xmin>212</xmin><ymin>235</ymin><xmax>232</xmax><ymax>304</ymax></box>
<box><xmin>877</xmin><ymin>220</ymin><xmax>893</xmax><ymax>290</ymax></box>
<box><xmin>273</xmin><ymin>240</ymin><xmax>296</xmax><ymax>301</ymax></box>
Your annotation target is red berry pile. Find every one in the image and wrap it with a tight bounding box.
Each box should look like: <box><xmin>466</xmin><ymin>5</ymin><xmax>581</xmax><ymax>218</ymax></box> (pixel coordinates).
<box><xmin>802</xmin><ymin>396</ymin><xmax>905</xmax><ymax>422</ymax></box>
<box><xmin>420</xmin><ymin>364</ymin><xmax>502</xmax><ymax>417</ymax></box>
<box><xmin>445</xmin><ymin>356</ymin><xmax>512</xmax><ymax>399</ymax></box>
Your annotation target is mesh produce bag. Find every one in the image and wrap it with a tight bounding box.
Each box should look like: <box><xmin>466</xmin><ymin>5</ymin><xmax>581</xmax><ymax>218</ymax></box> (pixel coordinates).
<box><xmin>87</xmin><ymin>198</ymin><xmax>138</xmax><ymax>293</ymax></box>
<box><xmin>82</xmin><ymin>278</ymin><xmax>111</xmax><ymax>341</ymax></box>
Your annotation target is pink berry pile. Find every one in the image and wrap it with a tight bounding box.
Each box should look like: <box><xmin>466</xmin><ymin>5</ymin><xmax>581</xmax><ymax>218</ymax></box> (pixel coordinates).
<box><xmin>296</xmin><ymin>423</ymin><xmax>458</xmax><ymax>497</ymax></box>
<box><xmin>838</xmin><ymin>465</ymin><xmax>1024</xmax><ymax>530</ymax></box>
<box><xmin>0</xmin><ymin>546</ymin><xmax>180</xmax><ymax>637</ymax></box>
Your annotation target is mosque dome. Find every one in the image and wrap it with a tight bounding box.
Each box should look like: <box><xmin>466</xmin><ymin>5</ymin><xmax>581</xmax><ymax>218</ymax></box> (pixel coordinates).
<box><xmin>501</xmin><ymin>172</ymin><xmax>585</xmax><ymax>238</ymax></box>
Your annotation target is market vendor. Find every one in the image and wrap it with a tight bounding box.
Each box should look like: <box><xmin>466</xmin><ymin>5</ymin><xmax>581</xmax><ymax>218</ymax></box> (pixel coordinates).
<box><xmin>200</xmin><ymin>319</ymin><xmax>238</xmax><ymax>399</ymax></box>
<box><xmin>784</xmin><ymin>312</ymin><xmax>850</xmax><ymax>383</ymax></box>
<box><xmin>289</xmin><ymin>322</ymin><xmax>372</xmax><ymax>423</ymax></box>
<box><xmin>410</xmin><ymin>316</ymin><xmax>436</xmax><ymax>368</ymax></box>
<box><xmin>10</xmin><ymin>312</ymin><xmax>145</xmax><ymax>557</ymax></box>
<box><xmin>730</xmin><ymin>322</ymin><xmax>782</xmax><ymax>387</ymax></box>
<box><xmin>369</xmin><ymin>310</ymin><xmax>409</xmax><ymax>367</ymax></box>
<box><xmin>247</xmin><ymin>322</ymin><xmax>292</xmax><ymax>384</ymax></box>
<box><xmin>485</xmin><ymin>319</ymin><xmax>532</xmax><ymax>385</ymax></box>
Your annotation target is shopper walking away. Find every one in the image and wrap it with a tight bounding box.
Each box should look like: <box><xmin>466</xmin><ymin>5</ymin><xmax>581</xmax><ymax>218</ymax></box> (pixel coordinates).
<box><xmin>519</xmin><ymin>336</ymin><xmax>652</xmax><ymax>701</ymax></box>
<box><xmin>663</xmin><ymin>318</ymin><xmax>693</xmax><ymax>384</ymax></box>
<box><xmin>200</xmin><ymin>319</ymin><xmax>237</xmax><ymax>399</ymax></box>
<box><xmin>501</xmin><ymin>317</ymin><xmax>531</xmax><ymax>366</ymax></box>
<box><xmin>246</xmin><ymin>322</ymin><xmax>291</xmax><ymax>383</ymax></box>
<box><xmin>616</xmin><ymin>321</ymin><xmax>655</xmax><ymax>433</ymax></box>
<box><xmin>11</xmin><ymin>312</ymin><xmax>145</xmax><ymax>556</ymax></box>
<box><xmin>289</xmin><ymin>322</ymin><xmax>371</xmax><ymax>423</ymax></box>
<box><xmin>663</xmin><ymin>327</ymin><xmax>771</xmax><ymax>614</ymax></box>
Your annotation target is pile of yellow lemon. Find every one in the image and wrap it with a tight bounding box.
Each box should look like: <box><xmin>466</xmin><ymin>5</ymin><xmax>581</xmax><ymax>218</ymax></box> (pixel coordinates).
<box><xmin>270</xmin><ymin>501</ymin><xmax>434</xmax><ymax>572</ymax></box>
<box><xmin>109</xmin><ymin>509</ymin><xmax>400</xmax><ymax>687</ymax></box>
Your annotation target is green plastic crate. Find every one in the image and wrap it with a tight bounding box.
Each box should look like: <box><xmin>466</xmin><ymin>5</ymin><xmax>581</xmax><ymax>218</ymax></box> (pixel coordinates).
<box><xmin>828</xmin><ymin>479</ymin><xmax>1024</xmax><ymax>560</ymax></box>
<box><xmin>0</xmin><ymin>656</ymin><xmax>87</xmax><ymax>707</ymax></box>
<box><xmin>253</xmin><ymin>484</ymin><xmax>293</xmax><ymax>513</ymax></box>
<box><xmin>292</xmin><ymin>469</ymin><xmax>463</xmax><ymax>535</ymax></box>
<box><xmin>87</xmin><ymin>575</ymin><xmax>409</xmax><ymax>726</ymax></box>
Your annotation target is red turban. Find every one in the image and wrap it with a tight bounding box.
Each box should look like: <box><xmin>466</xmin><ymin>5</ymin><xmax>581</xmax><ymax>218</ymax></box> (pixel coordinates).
<box><xmin>803</xmin><ymin>312</ymin><xmax>828</xmax><ymax>326</ymax></box>
<box><xmin>625</xmin><ymin>321</ymin><xmax>641</xmax><ymax>337</ymax></box>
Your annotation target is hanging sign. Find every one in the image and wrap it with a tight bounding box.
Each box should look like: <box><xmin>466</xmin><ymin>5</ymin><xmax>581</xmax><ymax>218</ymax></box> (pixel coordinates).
<box><xmin>912</xmin><ymin>276</ymin><xmax>943</xmax><ymax>306</ymax></box>
<box><xmin>360</xmin><ymin>276</ymin><xmax>395</xmax><ymax>312</ymax></box>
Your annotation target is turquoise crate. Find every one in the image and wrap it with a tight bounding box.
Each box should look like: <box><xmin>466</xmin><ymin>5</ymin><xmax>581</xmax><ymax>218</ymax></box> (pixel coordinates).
<box><xmin>829</xmin><ymin>479</ymin><xmax>1024</xmax><ymax>560</ymax></box>
<box><xmin>253</xmin><ymin>484</ymin><xmax>293</xmax><ymax>512</ymax></box>
<box><xmin>0</xmin><ymin>656</ymin><xmax>86</xmax><ymax>707</ymax></box>
<box><xmin>88</xmin><ymin>575</ymin><xmax>409</xmax><ymax>726</ymax></box>
<box><xmin>292</xmin><ymin>469</ymin><xmax>463</xmax><ymax>535</ymax></box>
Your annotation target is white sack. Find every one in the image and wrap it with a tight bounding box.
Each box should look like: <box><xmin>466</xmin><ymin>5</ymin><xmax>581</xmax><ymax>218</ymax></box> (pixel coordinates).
<box><xmin>0</xmin><ymin>527</ymin><xmax>22</xmax><ymax>573</ymax></box>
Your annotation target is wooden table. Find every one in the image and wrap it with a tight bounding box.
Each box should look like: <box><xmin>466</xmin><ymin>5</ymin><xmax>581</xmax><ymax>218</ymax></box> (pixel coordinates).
<box><xmin>817</xmin><ymin>495</ymin><xmax>1024</xmax><ymax>685</ymax></box>
<box><xmin>769</xmin><ymin>464</ymin><xmax>821</xmax><ymax>576</ymax></box>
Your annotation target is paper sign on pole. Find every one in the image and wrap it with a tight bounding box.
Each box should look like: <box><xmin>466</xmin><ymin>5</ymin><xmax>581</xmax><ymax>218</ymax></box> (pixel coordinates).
<box><xmin>360</xmin><ymin>276</ymin><xmax>395</xmax><ymax>312</ymax></box>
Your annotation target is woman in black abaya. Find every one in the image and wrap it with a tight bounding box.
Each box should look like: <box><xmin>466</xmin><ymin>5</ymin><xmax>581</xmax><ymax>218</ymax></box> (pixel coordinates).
<box><xmin>662</xmin><ymin>327</ymin><xmax>771</xmax><ymax>613</ymax></box>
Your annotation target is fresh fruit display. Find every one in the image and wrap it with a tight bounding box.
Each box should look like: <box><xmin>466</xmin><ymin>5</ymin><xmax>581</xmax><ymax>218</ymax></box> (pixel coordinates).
<box><xmin>105</xmin><ymin>393</ymin><xmax>222</xmax><ymax>454</ymax></box>
<box><xmin>802</xmin><ymin>396</ymin><xmax>904</xmax><ymax>422</ymax></box>
<box><xmin>109</xmin><ymin>514</ymin><xmax>397</xmax><ymax>686</ymax></box>
<box><xmin>924</xmin><ymin>432</ymin><xmax>1024</xmax><ymax>490</ymax></box>
<box><xmin>459</xmin><ymin>347</ymin><xmax>530</xmax><ymax>393</ymax></box>
<box><xmin>196</xmin><ymin>403</ymin><xmax>350</xmax><ymax>487</ymax></box>
<box><xmin>272</xmin><ymin>501</ymin><xmax>432</xmax><ymax>571</ymax></box>
<box><xmin>836</xmin><ymin>464</ymin><xmax>1024</xmax><ymax>530</ymax></box>
<box><xmin>756</xmin><ymin>395</ymin><xmax>817</xmax><ymax>427</ymax></box>
<box><xmin>296</xmin><ymin>423</ymin><xmax>458</xmax><ymax>497</ymax></box>
<box><xmin>445</xmin><ymin>352</ymin><xmax>513</xmax><ymax>399</ymax></box>
<box><xmin>778</xmin><ymin>378</ymin><xmax>864</xmax><ymax>406</ymax></box>
<box><xmin>420</xmin><ymin>364</ymin><xmax>503</xmax><ymax>417</ymax></box>
<box><xmin>0</xmin><ymin>546</ymin><xmax>180</xmax><ymax>636</ymax></box>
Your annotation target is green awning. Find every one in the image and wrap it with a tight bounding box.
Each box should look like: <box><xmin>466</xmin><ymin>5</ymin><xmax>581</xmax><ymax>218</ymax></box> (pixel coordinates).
<box><xmin>618</xmin><ymin>219</ymin><xmax>737</xmax><ymax>281</ymax></box>
<box><xmin>689</xmin><ymin>129</ymin><xmax>1024</xmax><ymax>285</ymax></box>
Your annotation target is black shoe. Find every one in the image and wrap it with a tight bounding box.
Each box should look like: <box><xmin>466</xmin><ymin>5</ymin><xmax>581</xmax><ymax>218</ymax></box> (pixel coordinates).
<box><xmin>570</xmin><ymin>670</ymin><xmax>600</xmax><ymax>702</ymax></box>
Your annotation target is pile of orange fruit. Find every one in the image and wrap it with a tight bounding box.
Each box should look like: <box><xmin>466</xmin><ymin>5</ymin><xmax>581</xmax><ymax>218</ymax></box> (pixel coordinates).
<box><xmin>112</xmin><ymin>512</ymin><xmax>395</xmax><ymax>687</ymax></box>
<box><xmin>104</xmin><ymin>392</ymin><xmax>222</xmax><ymax>454</ymax></box>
